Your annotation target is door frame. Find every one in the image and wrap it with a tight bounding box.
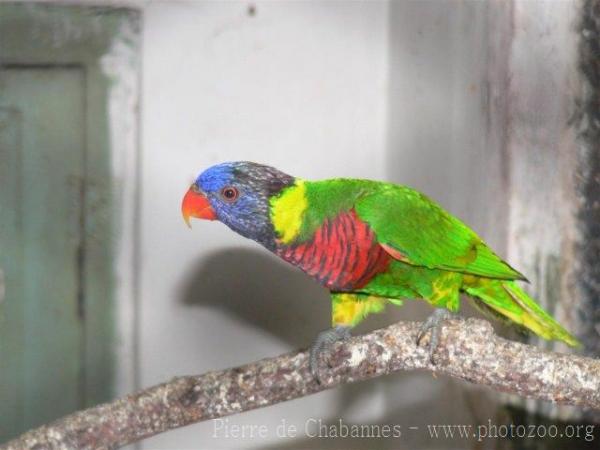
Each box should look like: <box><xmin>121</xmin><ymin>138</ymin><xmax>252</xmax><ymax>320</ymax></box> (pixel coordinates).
<box><xmin>0</xmin><ymin>3</ymin><xmax>141</xmax><ymax>410</ymax></box>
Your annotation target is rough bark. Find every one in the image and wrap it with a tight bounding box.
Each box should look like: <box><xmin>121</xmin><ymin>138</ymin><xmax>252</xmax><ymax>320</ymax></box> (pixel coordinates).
<box><xmin>3</xmin><ymin>318</ymin><xmax>600</xmax><ymax>450</ymax></box>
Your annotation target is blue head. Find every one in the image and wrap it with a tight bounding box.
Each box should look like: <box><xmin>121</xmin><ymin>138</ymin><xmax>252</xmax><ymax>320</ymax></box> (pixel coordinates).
<box><xmin>182</xmin><ymin>161</ymin><xmax>295</xmax><ymax>247</ymax></box>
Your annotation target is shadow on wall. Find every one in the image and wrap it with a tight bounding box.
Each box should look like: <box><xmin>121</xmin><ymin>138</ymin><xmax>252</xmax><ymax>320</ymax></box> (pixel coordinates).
<box><xmin>179</xmin><ymin>247</ymin><xmax>502</xmax><ymax>449</ymax></box>
<box><xmin>178</xmin><ymin>247</ymin><xmax>331</xmax><ymax>348</ymax></box>
<box><xmin>178</xmin><ymin>246</ymin><xmax>432</xmax><ymax>348</ymax></box>
<box><xmin>177</xmin><ymin>249</ymin><xmax>479</xmax><ymax>450</ymax></box>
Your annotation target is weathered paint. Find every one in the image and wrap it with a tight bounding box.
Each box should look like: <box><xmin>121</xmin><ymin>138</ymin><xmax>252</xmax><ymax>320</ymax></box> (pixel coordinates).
<box><xmin>0</xmin><ymin>66</ymin><xmax>86</xmax><ymax>438</ymax></box>
<box><xmin>577</xmin><ymin>0</ymin><xmax>600</xmax><ymax>364</ymax></box>
<box><xmin>503</xmin><ymin>0</ymin><xmax>584</xmax><ymax>422</ymax></box>
<box><xmin>575</xmin><ymin>0</ymin><xmax>600</xmax><ymax>424</ymax></box>
<box><xmin>0</xmin><ymin>4</ymin><xmax>140</xmax><ymax>440</ymax></box>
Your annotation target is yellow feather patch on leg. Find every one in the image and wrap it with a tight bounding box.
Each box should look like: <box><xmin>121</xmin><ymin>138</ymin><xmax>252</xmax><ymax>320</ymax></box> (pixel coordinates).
<box><xmin>331</xmin><ymin>293</ymin><xmax>396</xmax><ymax>327</ymax></box>
<box><xmin>423</xmin><ymin>272</ymin><xmax>462</xmax><ymax>312</ymax></box>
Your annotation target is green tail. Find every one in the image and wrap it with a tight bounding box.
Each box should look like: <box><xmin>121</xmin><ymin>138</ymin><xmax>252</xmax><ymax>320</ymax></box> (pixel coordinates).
<box><xmin>464</xmin><ymin>279</ymin><xmax>580</xmax><ymax>347</ymax></box>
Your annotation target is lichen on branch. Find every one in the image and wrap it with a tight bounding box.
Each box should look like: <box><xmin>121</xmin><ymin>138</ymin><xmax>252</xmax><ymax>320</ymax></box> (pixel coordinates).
<box><xmin>3</xmin><ymin>318</ymin><xmax>600</xmax><ymax>450</ymax></box>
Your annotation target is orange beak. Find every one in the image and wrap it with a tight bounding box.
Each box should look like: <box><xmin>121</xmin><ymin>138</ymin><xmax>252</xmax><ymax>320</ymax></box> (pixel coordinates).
<box><xmin>181</xmin><ymin>186</ymin><xmax>217</xmax><ymax>227</ymax></box>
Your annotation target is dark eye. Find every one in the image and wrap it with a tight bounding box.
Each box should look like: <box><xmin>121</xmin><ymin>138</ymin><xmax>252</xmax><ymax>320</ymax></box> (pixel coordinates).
<box><xmin>220</xmin><ymin>186</ymin><xmax>239</xmax><ymax>202</ymax></box>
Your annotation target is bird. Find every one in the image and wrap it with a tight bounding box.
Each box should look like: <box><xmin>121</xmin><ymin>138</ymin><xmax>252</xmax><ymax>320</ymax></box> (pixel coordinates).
<box><xmin>181</xmin><ymin>161</ymin><xmax>579</xmax><ymax>381</ymax></box>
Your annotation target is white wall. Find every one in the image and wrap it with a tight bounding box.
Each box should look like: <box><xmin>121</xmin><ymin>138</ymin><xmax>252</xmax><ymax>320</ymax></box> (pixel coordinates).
<box><xmin>123</xmin><ymin>1</ymin><xmax>573</xmax><ymax>448</ymax></box>
<box><xmin>139</xmin><ymin>1</ymin><xmax>389</xmax><ymax>448</ymax></box>
<box><xmin>3</xmin><ymin>0</ymin><xmax>585</xmax><ymax>447</ymax></box>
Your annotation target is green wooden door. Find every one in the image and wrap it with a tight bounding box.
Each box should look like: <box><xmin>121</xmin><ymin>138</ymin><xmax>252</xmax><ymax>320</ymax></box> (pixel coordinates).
<box><xmin>0</xmin><ymin>67</ymin><xmax>86</xmax><ymax>437</ymax></box>
<box><xmin>0</xmin><ymin>4</ymin><xmax>140</xmax><ymax>441</ymax></box>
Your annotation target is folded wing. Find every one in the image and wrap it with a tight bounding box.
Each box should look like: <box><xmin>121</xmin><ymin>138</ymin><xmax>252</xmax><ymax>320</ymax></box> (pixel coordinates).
<box><xmin>355</xmin><ymin>186</ymin><xmax>526</xmax><ymax>281</ymax></box>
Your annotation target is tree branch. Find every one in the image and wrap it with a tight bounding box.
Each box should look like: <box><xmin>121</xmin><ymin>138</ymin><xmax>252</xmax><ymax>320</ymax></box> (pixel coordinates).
<box><xmin>3</xmin><ymin>318</ymin><xmax>600</xmax><ymax>450</ymax></box>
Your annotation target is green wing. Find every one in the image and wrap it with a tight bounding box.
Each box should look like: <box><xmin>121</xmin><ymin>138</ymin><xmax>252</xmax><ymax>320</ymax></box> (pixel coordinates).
<box><xmin>355</xmin><ymin>184</ymin><xmax>526</xmax><ymax>281</ymax></box>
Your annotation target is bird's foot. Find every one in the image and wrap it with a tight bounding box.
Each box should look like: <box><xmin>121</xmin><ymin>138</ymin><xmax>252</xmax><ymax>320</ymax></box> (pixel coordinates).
<box><xmin>417</xmin><ymin>308</ymin><xmax>456</xmax><ymax>363</ymax></box>
<box><xmin>309</xmin><ymin>325</ymin><xmax>352</xmax><ymax>383</ymax></box>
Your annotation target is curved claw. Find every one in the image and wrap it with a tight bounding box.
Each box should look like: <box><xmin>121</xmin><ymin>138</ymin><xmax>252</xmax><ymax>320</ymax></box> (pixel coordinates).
<box><xmin>417</xmin><ymin>308</ymin><xmax>455</xmax><ymax>363</ymax></box>
<box><xmin>309</xmin><ymin>325</ymin><xmax>352</xmax><ymax>383</ymax></box>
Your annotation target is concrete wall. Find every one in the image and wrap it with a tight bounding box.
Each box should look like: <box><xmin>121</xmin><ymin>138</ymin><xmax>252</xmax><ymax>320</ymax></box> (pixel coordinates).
<box><xmin>0</xmin><ymin>0</ymin><xmax>591</xmax><ymax>446</ymax></box>
<box><xmin>19</xmin><ymin>0</ymin><xmax>580</xmax><ymax>447</ymax></box>
<box><xmin>137</xmin><ymin>2</ymin><xmax>391</xmax><ymax>448</ymax></box>
<box><xmin>129</xmin><ymin>2</ymin><xmax>520</xmax><ymax>448</ymax></box>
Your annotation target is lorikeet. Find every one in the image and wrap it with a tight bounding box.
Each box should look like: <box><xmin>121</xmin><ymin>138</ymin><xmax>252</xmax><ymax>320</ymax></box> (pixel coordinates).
<box><xmin>181</xmin><ymin>161</ymin><xmax>579</xmax><ymax>379</ymax></box>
